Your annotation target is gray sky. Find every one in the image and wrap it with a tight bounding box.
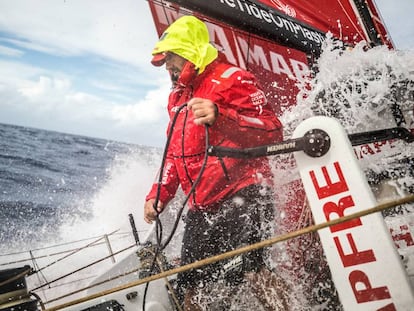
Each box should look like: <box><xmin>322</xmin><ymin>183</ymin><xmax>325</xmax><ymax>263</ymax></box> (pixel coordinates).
<box><xmin>0</xmin><ymin>0</ymin><xmax>412</xmax><ymax>146</ymax></box>
<box><xmin>374</xmin><ymin>0</ymin><xmax>414</xmax><ymax>49</ymax></box>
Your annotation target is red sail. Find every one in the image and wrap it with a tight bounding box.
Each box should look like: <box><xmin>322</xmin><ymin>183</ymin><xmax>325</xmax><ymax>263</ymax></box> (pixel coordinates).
<box><xmin>259</xmin><ymin>0</ymin><xmax>394</xmax><ymax>48</ymax></box>
<box><xmin>147</xmin><ymin>0</ymin><xmax>394</xmax><ymax>115</ymax></box>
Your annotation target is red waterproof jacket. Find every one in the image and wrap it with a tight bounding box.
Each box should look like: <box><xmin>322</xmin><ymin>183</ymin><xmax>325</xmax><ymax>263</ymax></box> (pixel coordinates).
<box><xmin>146</xmin><ymin>60</ymin><xmax>283</xmax><ymax>211</ymax></box>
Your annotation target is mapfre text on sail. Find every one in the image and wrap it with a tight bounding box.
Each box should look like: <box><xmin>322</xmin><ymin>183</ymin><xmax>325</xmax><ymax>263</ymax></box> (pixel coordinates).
<box><xmin>218</xmin><ymin>0</ymin><xmax>325</xmax><ymax>44</ymax></box>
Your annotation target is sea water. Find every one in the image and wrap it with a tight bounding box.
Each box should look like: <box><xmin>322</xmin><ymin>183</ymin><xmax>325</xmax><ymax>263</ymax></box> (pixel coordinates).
<box><xmin>0</xmin><ymin>123</ymin><xmax>162</xmax><ymax>304</ymax></box>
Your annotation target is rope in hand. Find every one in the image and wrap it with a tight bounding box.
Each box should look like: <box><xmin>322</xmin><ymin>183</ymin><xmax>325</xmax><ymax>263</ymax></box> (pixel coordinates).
<box><xmin>141</xmin><ymin>102</ymin><xmax>188</xmax><ymax>311</ymax></box>
<box><xmin>143</xmin><ymin>102</ymin><xmax>210</xmax><ymax>311</ymax></box>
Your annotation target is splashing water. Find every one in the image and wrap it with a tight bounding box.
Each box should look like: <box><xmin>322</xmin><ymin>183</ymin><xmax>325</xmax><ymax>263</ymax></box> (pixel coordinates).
<box><xmin>270</xmin><ymin>39</ymin><xmax>414</xmax><ymax>310</ymax></box>
<box><xmin>1</xmin><ymin>147</ymin><xmax>162</xmax><ymax>306</ymax></box>
<box><xmin>278</xmin><ymin>37</ymin><xmax>414</xmax><ymax>196</ymax></box>
<box><xmin>59</xmin><ymin>150</ymin><xmax>160</xmax><ymax>240</ymax></box>
<box><xmin>283</xmin><ymin>38</ymin><xmax>414</xmax><ymax>134</ymax></box>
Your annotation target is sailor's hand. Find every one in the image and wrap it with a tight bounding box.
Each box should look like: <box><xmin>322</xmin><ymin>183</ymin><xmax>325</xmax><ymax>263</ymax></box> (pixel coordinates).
<box><xmin>144</xmin><ymin>199</ymin><xmax>164</xmax><ymax>224</ymax></box>
<box><xmin>188</xmin><ymin>98</ymin><xmax>218</xmax><ymax>126</ymax></box>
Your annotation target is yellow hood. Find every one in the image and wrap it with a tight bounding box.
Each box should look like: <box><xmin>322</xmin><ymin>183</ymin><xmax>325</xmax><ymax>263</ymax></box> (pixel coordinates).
<box><xmin>152</xmin><ymin>15</ymin><xmax>218</xmax><ymax>73</ymax></box>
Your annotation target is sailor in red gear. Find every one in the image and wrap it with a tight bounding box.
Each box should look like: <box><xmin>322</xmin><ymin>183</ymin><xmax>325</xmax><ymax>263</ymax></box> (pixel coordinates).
<box><xmin>143</xmin><ymin>15</ymin><xmax>287</xmax><ymax>310</ymax></box>
<box><xmin>144</xmin><ymin>57</ymin><xmax>283</xmax><ymax>214</ymax></box>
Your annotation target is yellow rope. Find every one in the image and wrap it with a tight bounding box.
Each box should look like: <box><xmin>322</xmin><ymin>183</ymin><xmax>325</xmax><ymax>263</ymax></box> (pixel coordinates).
<box><xmin>43</xmin><ymin>194</ymin><xmax>414</xmax><ymax>311</ymax></box>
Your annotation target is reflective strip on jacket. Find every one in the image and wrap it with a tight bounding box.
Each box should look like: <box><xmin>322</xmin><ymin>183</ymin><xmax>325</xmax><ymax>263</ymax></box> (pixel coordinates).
<box><xmin>146</xmin><ymin>60</ymin><xmax>283</xmax><ymax>211</ymax></box>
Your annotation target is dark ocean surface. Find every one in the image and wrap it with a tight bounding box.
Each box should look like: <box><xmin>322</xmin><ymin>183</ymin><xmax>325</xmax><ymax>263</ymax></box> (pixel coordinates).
<box><xmin>0</xmin><ymin>122</ymin><xmax>159</xmax><ymax>254</ymax></box>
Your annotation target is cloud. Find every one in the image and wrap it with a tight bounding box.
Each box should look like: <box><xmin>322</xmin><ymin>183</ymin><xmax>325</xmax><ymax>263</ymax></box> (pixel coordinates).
<box><xmin>0</xmin><ymin>0</ymin><xmax>174</xmax><ymax>146</ymax></box>
<box><xmin>18</xmin><ymin>76</ymin><xmax>71</xmax><ymax>98</ymax></box>
<box><xmin>0</xmin><ymin>59</ymin><xmax>50</xmax><ymax>86</ymax></box>
<box><xmin>374</xmin><ymin>0</ymin><xmax>414</xmax><ymax>50</ymax></box>
<box><xmin>0</xmin><ymin>44</ymin><xmax>24</xmax><ymax>57</ymax></box>
<box><xmin>0</xmin><ymin>0</ymin><xmax>159</xmax><ymax>66</ymax></box>
<box><xmin>0</xmin><ymin>58</ymin><xmax>170</xmax><ymax>146</ymax></box>
<box><xmin>111</xmin><ymin>81</ymin><xmax>171</xmax><ymax>125</ymax></box>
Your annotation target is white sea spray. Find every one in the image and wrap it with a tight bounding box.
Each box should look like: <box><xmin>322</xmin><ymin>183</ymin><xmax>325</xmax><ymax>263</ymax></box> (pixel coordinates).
<box><xmin>270</xmin><ymin>38</ymin><xmax>414</xmax><ymax>309</ymax></box>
